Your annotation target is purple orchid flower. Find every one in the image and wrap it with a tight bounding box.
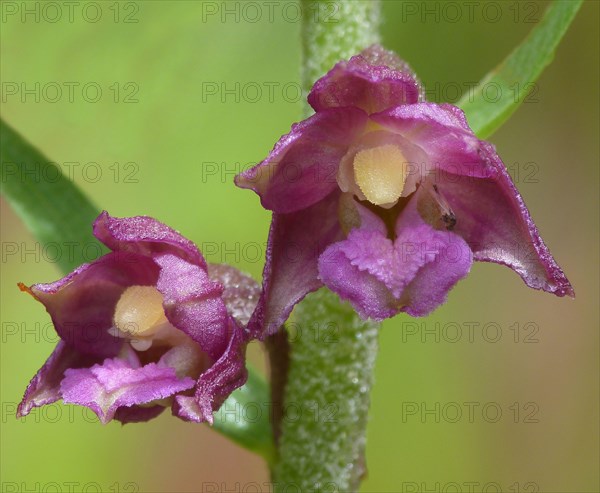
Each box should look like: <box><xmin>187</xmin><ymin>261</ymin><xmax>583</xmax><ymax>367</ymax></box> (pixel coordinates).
<box><xmin>235</xmin><ymin>45</ymin><xmax>573</xmax><ymax>334</ymax></box>
<box><xmin>17</xmin><ymin>211</ymin><xmax>259</xmax><ymax>424</ymax></box>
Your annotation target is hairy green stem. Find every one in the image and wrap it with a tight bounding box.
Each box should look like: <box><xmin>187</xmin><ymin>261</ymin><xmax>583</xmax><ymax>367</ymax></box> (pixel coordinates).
<box><xmin>301</xmin><ymin>0</ymin><xmax>381</xmax><ymax>116</ymax></box>
<box><xmin>273</xmin><ymin>290</ymin><xmax>379</xmax><ymax>491</ymax></box>
<box><xmin>273</xmin><ymin>5</ymin><xmax>382</xmax><ymax>489</ymax></box>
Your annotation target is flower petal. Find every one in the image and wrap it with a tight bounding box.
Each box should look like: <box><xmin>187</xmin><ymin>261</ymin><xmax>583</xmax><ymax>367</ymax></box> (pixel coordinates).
<box><xmin>436</xmin><ymin>142</ymin><xmax>573</xmax><ymax>296</ymax></box>
<box><xmin>248</xmin><ymin>190</ymin><xmax>345</xmax><ymax>336</ymax></box>
<box><xmin>308</xmin><ymin>44</ymin><xmax>422</xmax><ymax>113</ymax></box>
<box><xmin>94</xmin><ymin>211</ymin><xmax>206</xmax><ymax>268</ymax></box>
<box><xmin>319</xmin><ymin>238</ymin><xmax>398</xmax><ymax>320</ymax></box>
<box><xmin>174</xmin><ymin>319</ymin><xmax>247</xmax><ymax>424</ymax></box>
<box><xmin>154</xmin><ymin>253</ymin><xmax>228</xmax><ymax>360</ymax></box>
<box><xmin>29</xmin><ymin>252</ymin><xmax>159</xmax><ymax>357</ymax></box>
<box><xmin>235</xmin><ymin>107</ymin><xmax>367</xmax><ymax>214</ymax></box>
<box><xmin>60</xmin><ymin>353</ymin><xmax>195</xmax><ymax>424</ymax></box>
<box><xmin>113</xmin><ymin>405</ymin><xmax>166</xmax><ymax>424</ymax></box>
<box><xmin>394</xmin><ymin>200</ymin><xmax>473</xmax><ymax>316</ymax></box>
<box><xmin>17</xmin><ymin>341</ymin><xmax>100</xmax><ymax>418</ymax></box>
<box><xmin>372</xmin><ymin>103</ymin><xmax>488</xmax><ymax>179</ymax></box>
<box><xmin>319</xmin><ymin>196</ymin><xmax>472</xmax><ymax>320</ymax></box>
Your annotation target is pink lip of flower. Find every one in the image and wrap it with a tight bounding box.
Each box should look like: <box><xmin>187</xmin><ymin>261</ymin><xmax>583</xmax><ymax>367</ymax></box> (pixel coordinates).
<box><xmin>235</xmin><ymin>44</ymin><xmax>573</xmax><ymax>335</ymax></box>
<box><xmin>17</xmin><ymin>211</ymin><xmax>259</xmax><ymax>425</ymax></box>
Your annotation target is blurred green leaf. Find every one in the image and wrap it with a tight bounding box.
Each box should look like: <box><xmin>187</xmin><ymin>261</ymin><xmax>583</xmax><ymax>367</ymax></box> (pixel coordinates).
<box><xmin>1</xmin><ymin>117</ymin><xmax>273</xmax><ymax>460</ymax></box>
<box><xmin>1</xmin><ymin>118</ymin><xmax>106</xmax><ymax>272</ymax></box>
<box><xmin>213</xmin><ymin>365</ymin><xmax>275</xmax><ymax>464</ymax></box>
<box><xmin>458</xmin><ymin>0</ymin><xmax>582</xmax><ymax>139</ymax></box>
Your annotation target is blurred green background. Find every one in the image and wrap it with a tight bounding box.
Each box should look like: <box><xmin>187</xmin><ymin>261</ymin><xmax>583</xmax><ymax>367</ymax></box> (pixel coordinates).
<box><xmin>1</xmin><ymin>1</ymin><xmax>598</xmax><ymax>492</ymax></box>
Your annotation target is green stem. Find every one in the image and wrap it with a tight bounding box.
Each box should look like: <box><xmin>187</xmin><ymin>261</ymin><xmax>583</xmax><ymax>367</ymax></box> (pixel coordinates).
<box><xmin>273</xmin><ymin>290</ymin><xmax>379</xmax><ymax>491</ymax></box>
<box><xmin>301</xmin><ymin>0</ymin><xmax>382</xmax><ymax>115</ymax></box>
<box><xmin>273</xmin><ymin>6</ymin><xmax>382</xmax><ymax>489</ymax></box>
